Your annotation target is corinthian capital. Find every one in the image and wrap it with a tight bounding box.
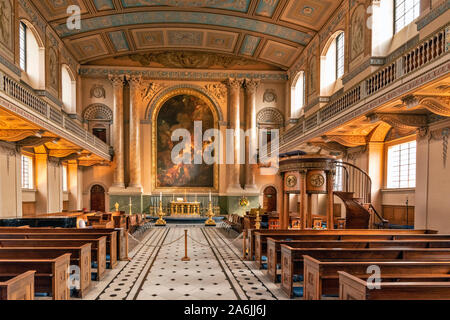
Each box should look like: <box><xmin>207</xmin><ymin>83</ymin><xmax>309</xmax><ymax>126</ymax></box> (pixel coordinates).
<box><xmin>128</xmin><ymin>75</ymin><xmax>143</xmax><ymax>89</ymax></box>
<box><xmin>226</xmin><ymin>78</ymin><xmax>244</xmax><ymax>90</ymax></box>
<box><xmin>245</xmin><ymin>78</ymin><xmax>260</xmax><ymax>94</ymax></box>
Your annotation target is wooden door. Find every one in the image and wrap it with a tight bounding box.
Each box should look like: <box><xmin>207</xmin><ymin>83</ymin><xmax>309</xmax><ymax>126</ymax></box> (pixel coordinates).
<box><xmin>263</xmin><ymin>186</ymin><xmax>277</xmax><ymax>212</ymax></box>
<box><xmin>90</xmin><ymin>185</ymin><xmax>105</xmax><ymax>212</ymax></box>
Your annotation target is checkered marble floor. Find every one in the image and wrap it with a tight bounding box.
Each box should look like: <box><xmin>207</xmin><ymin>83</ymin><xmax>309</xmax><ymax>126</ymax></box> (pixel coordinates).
<box><xmin>91</xmin><ymin>226</ymin><xmax>289</xmax><ymax>300</ymax></box>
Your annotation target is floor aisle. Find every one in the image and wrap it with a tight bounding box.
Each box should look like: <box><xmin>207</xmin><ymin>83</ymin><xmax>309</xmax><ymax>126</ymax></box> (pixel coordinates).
<box><xmin>91</xmin><ymin>226</ymin><xmax>288</xmax><ymax>300</ymax></box>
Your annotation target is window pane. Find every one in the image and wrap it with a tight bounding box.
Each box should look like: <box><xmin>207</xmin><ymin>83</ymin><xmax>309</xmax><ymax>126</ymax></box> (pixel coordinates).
<box><xmin>336</xmin><ymin>33</ymin><xmax>345</xmax><ymax>79</ymax></box>
<box><xmin>394</xmin><ymin>0</ymin><xmax>421</xmax><ymax>33</ymax></box>
<box><xmin>19</xmin><ymin>22</ymin><xmax>26</xmax><ymax>71</ymax></box>
<box><xmin>21</xmin><ymin>155</ymin><xmax>33</xmax><ymax>189</ymax></box>
<box><xmin>387</xmin><ymin>140</ymin><xmax>417</xmax><ymax>188</ymax></box>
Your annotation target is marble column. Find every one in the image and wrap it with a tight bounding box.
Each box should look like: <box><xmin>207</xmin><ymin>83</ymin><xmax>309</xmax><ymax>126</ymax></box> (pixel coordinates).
<box><xmin>227</xmin><ymin>78</ymin><xmax>244</xmax><ymax>192</ymax></box>
<box><xmin>109</xmin><ymin>75</ymin><xmax>125</xmax><ymax>189</ymax></box>
<box><xmin>244</xmin><ymin>79</ymin><xmax>260</xmax><ymax>191</ymax></box>
<box><xmin>128</xmin><ymin>75</ymin><xmax>143</xmax><ymax>191</ymax></box>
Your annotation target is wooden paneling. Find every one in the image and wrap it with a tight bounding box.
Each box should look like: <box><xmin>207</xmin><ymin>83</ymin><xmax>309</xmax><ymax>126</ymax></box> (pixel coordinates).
<box><xmin>382</xmin><ymin>205</ymin><xmax>414</xmax><ymax>226</ymax></box>
<box><xmin>22</xmin><ymin>203</ymin><xmax>36</xmax><ymax>217</ymax></box>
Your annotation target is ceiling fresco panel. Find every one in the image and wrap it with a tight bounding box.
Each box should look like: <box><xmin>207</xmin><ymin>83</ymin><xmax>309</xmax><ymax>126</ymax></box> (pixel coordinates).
<box><xmin>120</xmin><ymin>0</ymin><xmax>251</xmax><ymax>12</ymax></box>
<box><xmin>54</xmin><ymin>11</ymin><xmax>311</xmax><ymax>46</ymax></box>
<box><xmin>239</xmin><ymin>34</ymin><xmax>261</xmax><ymax>56</ymax></box>
<box><xmin>32</xmin><ymin>0</ymin><xmax>88</xmax><ymax>21</ymax></box>
<box><xmin>109</xmin><ymin>31</ymin><xmax>130</xmax><ymax>52</ymax></box>
<box><xmin>281</xmin><ymin>0</ymin><xmax>342</xmax><ymax>31</ymax></box>
<box><xmin>255</xmin><ymin>0</ymin><xmax>280</xmax><ymax>18</ymax></box>
<box><xmin>259</xmin><ymin>40</ymin><xmax>299</xmax><ymax>67</ymax></box>
<box><xmin>132</xmin><ymin>29</ymin><xmax>165</xmax><ymax>49</ymax></box>
<box><xmin>70</xmin><ymin>34</ymin><xmax>110</xmax><ymax>60</ymax></box>
<box><xmin>205</xmin><ymin>30</ymin><xmax>238</xmax><ymax>52</ymax></box>
<box><xmin>92</xmin><ymin>0</ymin><xmax>116</xmax><ymax>11</ymax></box>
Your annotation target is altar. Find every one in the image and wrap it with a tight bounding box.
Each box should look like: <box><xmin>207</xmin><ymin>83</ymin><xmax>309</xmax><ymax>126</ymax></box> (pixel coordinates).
<box><xmin>170</xmin><ymin>201</ymin><xmax>201</xmax><ymax>216</ymax></box>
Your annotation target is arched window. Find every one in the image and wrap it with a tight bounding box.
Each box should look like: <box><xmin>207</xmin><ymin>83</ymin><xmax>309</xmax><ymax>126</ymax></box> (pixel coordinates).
<box><xmin>320</xmin><ymin>31</ymin><xmax>345</xmax><ymax>96</ymax></box>
<box><xmin>291</xmin><ymin>71</ymin><xmax>305</xmax><ymax>119</ymax></box>
<box><xmin>19</xmin><ymin>20</ymin><xmax>45</xmax><ymax>90</ymax></box>
<box><xmin>61</xmin><ymin>65</ymin><xmax>76</xmax><ymax>114</ymax></box>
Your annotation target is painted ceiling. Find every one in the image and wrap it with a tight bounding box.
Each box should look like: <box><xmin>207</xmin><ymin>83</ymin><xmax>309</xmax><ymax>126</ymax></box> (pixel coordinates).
<box><xmin>31</xmin><ymin>0</ymin><xmax>344</xmax><ymax>69</ymax></box>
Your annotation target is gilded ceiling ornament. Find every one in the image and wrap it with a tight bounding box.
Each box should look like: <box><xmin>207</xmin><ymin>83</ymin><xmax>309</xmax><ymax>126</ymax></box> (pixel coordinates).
<box><xmin>139</xmin><ymin>0</ymin><xmax>248</xmax><ymax>9</ymax></box>
<box><xmin>323</xmin><ymin>135</ymin><xmax>367</xmax><ymax>148</ymax></box>
<box><xmin>0</xmin><ymin>129</ymin><xmax>40</xmax><ymax>142</ymax></box>
<box><xmin>419</xmin><ymin>96</ymin><xmax>450</xmax><ymax>117</ymax></box>
<box><xmin>374</xmin><ymin>112</ymin><xmax>428</xmax><ymax>129</ymax></box>
<box><xmin>126</xmin><ymin>51</ymin><xmax>256</xmax><ymax>69</ymax></box>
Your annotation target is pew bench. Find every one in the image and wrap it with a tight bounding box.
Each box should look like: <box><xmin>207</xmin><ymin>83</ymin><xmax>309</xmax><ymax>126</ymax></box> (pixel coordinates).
<box><xmin>0</xmin><ymin>234</ymin><xmax>107</xmax><ymax>280</ymax></box>
<box><xmin>254</xmin><ymin>232</ymin><xmax>450</xmax><ymax>269</ymax></box>
<box><xmin>303</xmin><ymin>255</ymin><xmax>450</xmax><ymax>300</ymax></box>
<box><xmin>0</xmin><ymin>253</ymin><xmax>70</xmax><ymax>300</ymax></box>
<box><xmin>280</xmin><ymin>246</ymin><xmax>450</xmax><ymax>298</ymax></box>
<box><xmin>0</xmin><ymin>270</ymin><xmax>35</xmax><ymax>300</ymax></box>
<box><xmin>338</xmin><ymin>271</ymin><xmax>450</xmax><ymax>300</ymax></box>
<box><xmin>0</xmin><ymin>230</ymin><xmax>116</xmax><ymax>269</ymax></box>
<box><xmin>246</xmin><ymin>229</ymin><xmax>437</xmax><ymax>261</ymax></box>
<box><xmin>267</xmin><ymin>238</ymin><xmax>450</xmax><ymax>282</ymax></box>
<box><xmin>0</xmin><ymin>246</ymin><xmax>91</xmax><ymax>298</ymax></box>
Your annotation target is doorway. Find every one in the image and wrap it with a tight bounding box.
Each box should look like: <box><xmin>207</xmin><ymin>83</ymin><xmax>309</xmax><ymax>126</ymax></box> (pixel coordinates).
<box><xmin>263</xmin><ymin>186</ymin><xmax>277</xmax><ymax>213</ymax></box>
<box><xmin>90</xmin><ymin>185</ymin><xmax>106</xmax><ymax>212</ymax></box>
<box><xmin>93</xmin><ymin>128</ymin><xmax>107</xmax><ymax>143</ymax></box>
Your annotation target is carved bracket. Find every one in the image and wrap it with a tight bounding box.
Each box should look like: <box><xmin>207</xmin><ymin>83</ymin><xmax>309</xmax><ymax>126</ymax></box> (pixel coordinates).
<box><xmin>373</xmin><ymin>112</ymin><xmax>428</xmax><ymax>129</ymax></box>
<box><xmin>322</xmin><ymin>135</ymin><xmax>367</xmax><ymax>147</ymax></box>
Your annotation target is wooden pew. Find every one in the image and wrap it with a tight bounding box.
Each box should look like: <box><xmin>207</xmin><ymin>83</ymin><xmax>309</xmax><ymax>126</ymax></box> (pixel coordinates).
<box><xmin>255</xmin><ymin>232</ymin><xmax>449</xmax><ymax>269</ymax></box>
<box><xmin>0</xmin><ymin>228</ymin><xmax>119</xmax><ymax>267</ymax></box>
<box><xmin>267</xmin><ymin>238</ymin><xmax>450</xmax><ymax>282</ymax></box>
<box><xmin>0</xmin><ymin>271</ymin><xmax>35</xmax><ymax>300</ymax></box>
<box><xmin>303</xmin><ymin>256</ymin><xmax>450</xmax><ymax>300</ymax></box>
<box><xmin>338</xmin><ymin>271</ymin><xmax>450</xmax><ymax>300</ymax></box>
<box><xmin>0</xmin><ymin>246</ymin><xmax>91</xmax><ymax>298</ymax></box>
<box><xmin>0</xmin><ymin>234</ymin><xmax>107</xmax><ymax>280</ymax></box>
<box><xmin>280</xmin><ymin>246</ymin><xmax>450</xmax><ymax>297</ymax></box>
<box><xmin>0</xmin><ymin>253</ymin><xmax>70</xmax><ymax>300</ymax></box>
<box><xmin>246</xmin><ymin>228</ymin><xmax>437</xmax><ymax>262</ymax></box>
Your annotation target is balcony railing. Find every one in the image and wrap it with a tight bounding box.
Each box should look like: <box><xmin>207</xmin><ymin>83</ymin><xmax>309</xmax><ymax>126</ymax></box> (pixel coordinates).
<box><xmin>0</xmin><ymin>70</ymin><xmax>111</xmax><ymax>158</ymax></box>
<box><xmin>281</xmin><ymin>25</ymin><xmax>448</xmax><ymax>148</ymax></box>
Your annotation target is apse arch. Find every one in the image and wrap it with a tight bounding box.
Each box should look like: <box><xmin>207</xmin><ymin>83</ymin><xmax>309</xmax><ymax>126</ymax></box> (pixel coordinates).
<box><xmin>145</xmin><ymin>84</ymin><xmax>224</xmax><ymax>122</ymax></box>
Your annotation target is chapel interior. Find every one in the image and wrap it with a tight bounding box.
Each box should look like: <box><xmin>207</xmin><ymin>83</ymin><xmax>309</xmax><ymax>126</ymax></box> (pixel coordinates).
<box><xmin>0</xmin><ymin>0</ymin><xmax>449</xmax><ymax>301</ymax></box>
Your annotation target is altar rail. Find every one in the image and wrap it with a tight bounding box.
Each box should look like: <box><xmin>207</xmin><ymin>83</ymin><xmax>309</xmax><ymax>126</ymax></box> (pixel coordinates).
<box><xmin>281</xmin><ymin>25</ymin><xmax>449</xmax><ymax>149</ymax></box>
<box><xmin>0</xmin><ymin>71</ymin><xmax>111</xmax><ymax>160</ymax></box>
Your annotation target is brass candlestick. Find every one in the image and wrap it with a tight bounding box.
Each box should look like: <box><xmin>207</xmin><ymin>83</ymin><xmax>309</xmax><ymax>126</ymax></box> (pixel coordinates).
<box><xmin>115</xmin><ymin>202</ymin><xmax>119</xmax><ymax>212</ymax></box>
<box><xmin>255</xmin><ymin>206</ymin><xmax>262</xmax><ymax>230</ymax></box>
<box><xmin>205</xmin><ymin>201</ymin><xmax>216</xmax><ymax>226</ymax></box>
<box><xmin>155</xmin><ymin>201</ymin><xmax>166</xmax><ymax>226</ymax></box>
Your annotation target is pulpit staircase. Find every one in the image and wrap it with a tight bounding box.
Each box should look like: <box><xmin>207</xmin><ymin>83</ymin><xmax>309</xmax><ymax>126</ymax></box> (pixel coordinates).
<box><xmin>333</xmin><ymin>161</ymin><xmax>389</xmax><ymax>229</ymax></box>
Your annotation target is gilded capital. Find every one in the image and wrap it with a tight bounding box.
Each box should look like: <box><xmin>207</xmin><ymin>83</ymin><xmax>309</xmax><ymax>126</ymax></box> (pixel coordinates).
<box><xmin>108</xmin><ymin>74</ymin><xmax>125</xmax><ymax>88</ymax></box>
<box><xmin>226</xmin><ymin>78</ymin><xmax>244</xmax><ymax>91</ymax></box>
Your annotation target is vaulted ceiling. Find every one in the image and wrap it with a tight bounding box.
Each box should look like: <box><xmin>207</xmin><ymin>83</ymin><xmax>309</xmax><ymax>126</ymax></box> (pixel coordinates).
<box><xmin>32</xmin><ymin>0</ymin><xmax>344</xmax><ymax>69</ymax></box>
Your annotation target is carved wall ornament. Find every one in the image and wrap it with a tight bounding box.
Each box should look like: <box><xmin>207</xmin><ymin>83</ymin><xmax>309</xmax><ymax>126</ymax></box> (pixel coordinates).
<box><xmin>83</xmin><ymin>104</ymin><xmax>113</xmax><ymax>121</ymax></box>
<box><xmin>0</xmin><ymin>0</ymin><xmax>12</xmax><ymax>50</ymax></box>
<box><xmin>141</xmin><ymin>82</ymin><xmax>168</xmax><ymax>104</ymax></box>
<box><xmin>257</xmin><ymin>107</ymin><xmax>284</xmax><ymax>127</ymax></box>
<box><xmin>307</xmin><ymin>141</ymin><xmax>347</xmax><ymax>156</ymax></box>
<box><xmin>442</xmin><ymin>128</ymin><xmax>448</xmax><ymax>169</ymax></box>
<box><xmin>374</xmin><ymin>112</ymin><xmax>428</xmax><ymax>129</ymax></box>
<box><xmin>90</xmin><ymin>84</ymin><xmax>106</xmax><ymax>99</ymax></box>
<box><xmin>263</xmin><ymin>89</ymin><xmax>277</xmax><ymax>103</ymax></box>
<box><xmin>204</xmin><ymin>83</ymin><xmax>227</xmax><ymax>104</ymax></box>
<box><xmin>125</xmin><ymin>51</ymin><xmax>256</xmax><ymax>69</ymax></box>
<box><xmin>48</xmin><ymin>48</ymin><xmax>58</xmax><ymax>91</ymax></box>
<box><xmin>308</xmin><ymin>58</ymin><xmax>316</xmax><ymax>94</ymax></box>
<box><xmin>401</xmin><ymin>95</ymin><xmax>420</xmax><ymax>109</ymax></box>
<box><xmin>350</xmin><ymin>5</ymin><xmax>365</xmax><ymax>61</ymax></box>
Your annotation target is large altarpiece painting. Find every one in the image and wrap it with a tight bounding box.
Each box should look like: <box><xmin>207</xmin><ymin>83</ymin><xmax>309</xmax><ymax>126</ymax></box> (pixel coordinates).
<box><xmin>152</xmin><ymin>89</ymin><xmax>219</xmax><ymax>191</ymax></box>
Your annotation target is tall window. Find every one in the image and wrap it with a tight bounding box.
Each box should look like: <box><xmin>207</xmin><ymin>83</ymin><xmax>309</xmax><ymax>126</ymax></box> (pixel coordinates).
<box><xmin>395</xmin><ymin>0</ymin><xmax>420</xmax><ymax>33</ymax></box>
<box><xmin>61</xmin><ymin>65</ymin><xmax>76</xmax><ymax>114</ymax></box>
<box><xmin>19</xmin><ymin>22</ymin><xmax>27</xmax><ymax>71</ymax></box>
<box><xmin>62</xmin><ymin>164</ymin><xmax>68</xmax><ymax>192</ymax></box>
<box><xmin>291</xmin><ymin>71</ymin><xmax>305</xmax><ymax>118</ymax></box>
<box><xmin>387</xmin><ymin>140</ymin><xmax>416</xmax><ymax>188</ymax></box>
<box><xmin>21</xmin><ymin>155</ymin><xmax>34</xmax><ymax>189</ymax></box>
<box><xmin>336</xmin><ymin>32</ymin><xmax>345</xmax><ymax>79</ymax></box>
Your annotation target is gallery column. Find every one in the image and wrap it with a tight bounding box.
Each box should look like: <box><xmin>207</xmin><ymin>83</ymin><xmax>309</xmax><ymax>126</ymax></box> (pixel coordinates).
<box><xmin>227</xmin><ymin>78</ymin><xmax>244</xmax><ymax>191</ymax></box>
<box><xmin>244</xmin><ymin>78</ymin><xmax>260</xmax><ymax>191</ymax></box>
<box><xmin>128</xmin><ymin>75</ymin><xmax>143</xmax><ymax>191</ymax></box>
<box><xmin>109</xmin><ymin>75</ymin><xmax>125</xmax><ymax>189</ymax></box>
